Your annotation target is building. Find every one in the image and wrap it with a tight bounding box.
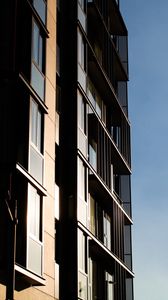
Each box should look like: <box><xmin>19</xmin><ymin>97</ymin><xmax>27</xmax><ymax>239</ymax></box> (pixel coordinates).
<box><xmin>0</xmin><ymin>0</ymin><xmax>134</xmax><ymax>300</ymax></box>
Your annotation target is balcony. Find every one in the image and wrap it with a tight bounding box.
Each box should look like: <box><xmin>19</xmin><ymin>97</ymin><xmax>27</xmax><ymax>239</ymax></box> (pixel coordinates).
<box><xmin>87</xmin><ymin>0</ymin><xmax>128</xmax><ymax>83</ymax></box>
<box><xmin>87</xmin><ymin>81</ymin><xmax>131</xmax><ymax>172</ymax></box>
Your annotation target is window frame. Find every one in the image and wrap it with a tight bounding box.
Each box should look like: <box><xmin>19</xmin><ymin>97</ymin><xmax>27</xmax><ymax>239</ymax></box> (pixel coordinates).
<box><xmin>78</xmin><ymin>29</ymin><xmax>86</xmax><ymax>71</ymax></box>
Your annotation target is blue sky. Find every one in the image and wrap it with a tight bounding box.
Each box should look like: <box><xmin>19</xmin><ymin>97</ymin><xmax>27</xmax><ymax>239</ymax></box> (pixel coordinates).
<box><xmin>120</xmin><ymin>1</ymin><xmax>168</xmax><ymax>299</ymax></box>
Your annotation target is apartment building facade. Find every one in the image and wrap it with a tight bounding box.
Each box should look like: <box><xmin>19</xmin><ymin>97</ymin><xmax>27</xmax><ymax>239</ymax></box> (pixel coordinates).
<box><xmin>0</xmin><ymin>0</ymin><xmax>133</xmax><ymax>299</ymax></box>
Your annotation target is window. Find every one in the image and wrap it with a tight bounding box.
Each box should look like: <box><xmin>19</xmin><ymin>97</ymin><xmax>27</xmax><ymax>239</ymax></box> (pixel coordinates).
<box><xmin>103</xmin><ymin>212</ymin><xmax>111</xmax><ymax>250</ymax></box>
<box><xmin>29</xmin><ymin>98</ymin><xmax>44</xmax><ymax>184</ymax></box>
<box><xmin>78</xmin><ymin>158</ymin><xmax>87</xmax><ymax>226</ymax></box>
<box><xmin>78</xmin><ymin>30</ymin><xmax>85</xmax><ymax>70</ymax></box>
<box><xmin>94</xmin><ymin>43</ymin><xmax>102</xmax><ymax>65</ymax></box>
<box><xmin>113</xmin><ymin>174</ymin><xmax>120</xmax><ymax>197</ymax></box>
<box><xmin>87</xmin><ymin>80</ymin><xmax>96</xmax><ymax>109</ymax></box>
<box><xmin>88</xmin><ymin>259</ymin><xmax>104</xmax><ymax>300</ymax></box>
<box><xmin>102</xmin><ymin>101</ymin><xmax>106</xmax><ymax>125</ymax></box>
<box><xmin>111</xmin><ymin>125</ymin><xmax>121</xmax><ymax>150</ymax></box>
<box><xmin>105</xmin><ymin>272</ymin><xmax>114</xmax><ymax>300</ymax></box>
<box><xmin>31</xmin><ymin>19</ymin><xmax>45</xmax><ymax>100</ymax></box>
<box><xmin>78</xmin><ymin>0</ymin><xmax>85</xmax><ymax>10</ymax></box>
<box><xmin>78</xmin><ymin>229</ymin><xmax>86</xmax><ymax>272</ymax></box>
<box><xmin>120</xmin><ymin>175</ymin><xmax>131</xmax><ymax>216</ymax></box>
<box><xmin>78</xmin><ymin>271</ymin><xmax>88</xmax><ymax>300</ymax></box>
<box><xmin>89</xmin><ymin>139</ymin><xmax>97</xmax><ymax>171</ymax></box>
<box><xmin>89</xmin><ymin>259</ymin><xmax>98</xmax><ymax>300</ymax></box>
<box><xmin>78</xmin><ymin>91</ymin><xmax>87</xmax><ymax>156</ymax></box>
<box><xmin>124</xmin><ymin>225</ymin><xmax>132</xmax><ymax>269</ymax></box>
<box><xmin>95</xmin><ymin>94</ymin><xmax>102</xmax><ymax>119</ymax></box>
<box><xmin>78</xmin><ymin>0</ymin><xmax>86</xmax><ymax>32</ymax></box>
<box><xmin>78</xmin><ymin>30</ymin><xmax>87</xmax><ymax>90</ymax></box>
<box><xmin>88</xmin><ymin>194</ymin><xmax>96</xmax><ymax>235</ymax></box>
<box><xmin>78</xmin><ymin>229</ymin><xmax>88</xmax><ymax>300</ymax></box>
<box><xmin>78</xmin><ymin>159</ymin><xmax>86</xmax><ymax>202</ymax></box>
<box><xmin>88</xmin><ymin>258</ymin><xmax>114</xmax><ymax>300</ymax></box>
<box><xmin>27</xmin><ymin>184</ymin><xmax>43</xmax><ymax>275</ymax></box>
<box><xmin>126</xmin><ymin>278</ymin><xmax>133</xmax><ymax>300</ymax></box>
<box><xmin>33</xmin><ymin>0</ymin><xmax>46</xmax><ymax>24</ymax></box>
<box><xmin>110</xmin><ymin>164</ymin><xmax>113</xmax><ymax>192</ymax></box>
<box><xmin>28</xmin><ymin>184</ymin><xmax>42</xmax><ymax>240</ymax></box>
<box><xmin>78</xmin><ymin>91</ymin><xmax>86</xmax><ymax>133</ymax></box>
<box><xmin>32</xmin><ymin>21</ymin><xmax>43</xmax><ymax>72</ymax></box>
<box><xmin>87</xmin><ymin>79</ymin><xmax>106</xmax><ymax>122</ymax></box>
<box><xmin>31</xmin><ymin>99</ymin><xmax>42</xmax><ymax>151</ymax></box>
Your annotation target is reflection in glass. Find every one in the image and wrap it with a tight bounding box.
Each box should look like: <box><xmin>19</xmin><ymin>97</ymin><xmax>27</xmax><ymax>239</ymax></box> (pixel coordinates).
<box><xmin>28</xmin><ymin>184</ymin><xmax>40</xmax><ymax>239</ymax></box>
<box><xmin>27</xmin><ymin>184</ymin><xmax>42</xmax><ymax>275</ymax></box>
<box><xmin>31</xmin><ymin>62</ymin><xmax>45</xmax><ymax>100</ymax></box>
<box><xmin>33</xmin><ymin>0</ymin><xmax>46</xmax><ymax>24</ymax></box>
<box><xmin>30</xmin><ymin>145</ymin><xmax>43</xmax><ymax>184</ymax></box>
<box><xmin>89</xmin><ymin>140</ymin><xmax>97</xmax><ymax>171</ymax></box>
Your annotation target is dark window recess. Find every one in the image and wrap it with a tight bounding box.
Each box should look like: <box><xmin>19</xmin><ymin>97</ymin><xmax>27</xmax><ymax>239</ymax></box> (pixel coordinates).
<box><xmin>56</xmin><ymin>44</ymin><xmax>60</xmax><ymax>76</ymax></box>
<box><xmin>55</xmin><ymin>219</ymin><xmax>60</xmax><ymax>264</ymax></box>
<box><xmin>55</xmin><ymin>144</ymin><xmax>60</xmax><ymax>186</ymax></box>
<box><xmin>0</xmin><ymin>171</ymin><xmax>14</xmax><ymax>272</ymax></box>
<box><xmin>120</xmin><ymin>175</ymin><xmax>131</xmax><ymax>217</ymax></box>
<box><xmin>113</xmin><ymin>203</ymin><xmax>124</xmax><ymax>260</ymax></box>
<box><xmin>88</xmin><ymin>115</ymin><xmax>112</xmax><ymax>189</ymax></box>
<box><xmin>16</xmin><ymin>84</ymin><xmax>30</xmax><ymax>170</ymax></box>
<box><xmin>113</xmin><ymin>174</ymin><xmax>120</xmax><ymax>197</ymax></box>
<box><xmin>88</xmin><ymin>257</ymin><xmax>115</xmax><ymax>300</ymax></box>
<box><xmin>56</xmin><ymin>85</ymin><xmax>61</xmax><ymax>114</ymax></box>
<box><xmin>57</xmin><ymin>0</ymin><xmax>60</xmax><ymax>11</ymax></box>
<box><xmin>88</xmin><ymin>192</ymin><xmax>112</xmax><ymax>251</ymax></box>
<box><xmin>17</xmin><ymin>1</ymin><xmax>32</xmax><ymax>80</ymax></box>
<box><xmin>16</xmin><ymin>175</ymin><xmax>28</xmax><ymax>268</ymax></box>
